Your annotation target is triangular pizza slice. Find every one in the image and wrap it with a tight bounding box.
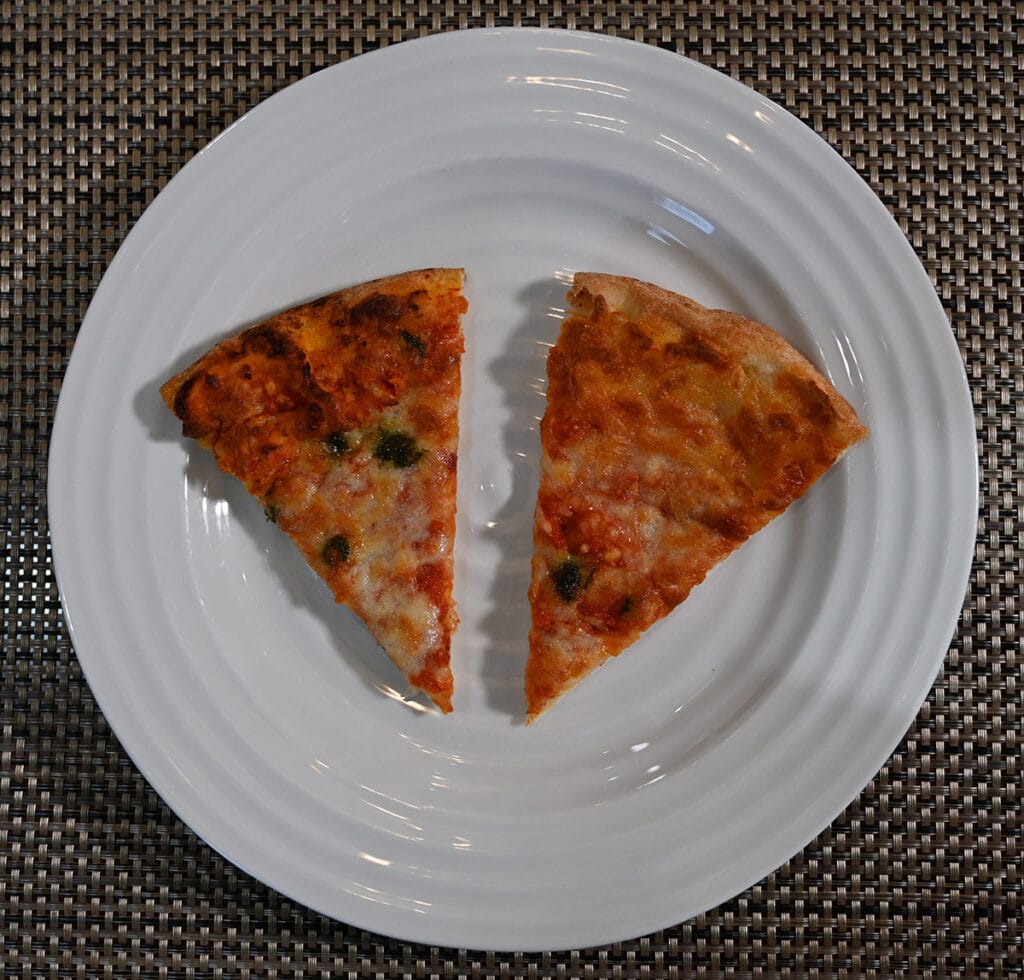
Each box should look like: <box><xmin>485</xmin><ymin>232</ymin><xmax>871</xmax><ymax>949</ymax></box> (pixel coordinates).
<box><xmin>161</xmin><ymin>268</ymin><xmax>467</xmax><ymax>713</ymax></box>
<box><xmin>526</xmin><ymin>273</ymin><xmax>868</xmax><ymax>721</ymax></box>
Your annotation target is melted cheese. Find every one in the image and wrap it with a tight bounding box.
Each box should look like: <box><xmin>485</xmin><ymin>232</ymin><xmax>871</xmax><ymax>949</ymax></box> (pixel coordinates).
<box><xmin>161</xmin><ymin>268</ymin><xmax>466</xmax><ymax>713</ymax></box>
<box><xmin>526</xmin><ymin>274</ymin><xmax>868</xmax><ymax>721</ymax></box>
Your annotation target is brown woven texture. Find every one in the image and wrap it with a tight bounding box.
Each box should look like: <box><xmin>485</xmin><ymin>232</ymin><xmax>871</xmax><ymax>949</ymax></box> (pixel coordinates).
<box><xmin>2</xmin><ymin>1</ymin><xmax>1021</xmax><ymax>976</ymax></box>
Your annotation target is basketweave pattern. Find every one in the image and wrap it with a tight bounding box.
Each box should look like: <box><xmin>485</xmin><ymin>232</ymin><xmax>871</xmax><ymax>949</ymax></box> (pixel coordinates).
<box><xmin>2</xmin><ymin>1</ymin><xmax>1021</xmax><ymax>977</ymax></box>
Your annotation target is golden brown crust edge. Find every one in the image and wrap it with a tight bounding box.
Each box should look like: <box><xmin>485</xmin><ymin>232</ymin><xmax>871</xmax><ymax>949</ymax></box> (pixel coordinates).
<box><xmin>159</xmin><ymin>268</ymin><xmax>466</xmax><ymax>414</ymax></box>
<box><xmin>569</xmin><ymin>272</ymin><xmax>868</xmax><ymax>448</ymax></box>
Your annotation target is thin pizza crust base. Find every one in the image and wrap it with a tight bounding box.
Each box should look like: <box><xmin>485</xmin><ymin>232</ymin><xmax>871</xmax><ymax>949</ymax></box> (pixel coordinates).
<box><xmin>161</xmin><ymin>268</ymin><xmax>466</xmax><ymax>713</ymax></box>
<box><xmin>526</xmin><ymin>273</ymin><xmax>868</xmax><ymax>722</ymax></box>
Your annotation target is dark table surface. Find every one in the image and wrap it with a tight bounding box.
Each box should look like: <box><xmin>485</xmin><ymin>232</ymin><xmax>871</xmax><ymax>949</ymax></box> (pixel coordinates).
<box><xmin>3</xmin><ymin>2</ymin><xmax>1021</xmax><ymax>976</ymax></box>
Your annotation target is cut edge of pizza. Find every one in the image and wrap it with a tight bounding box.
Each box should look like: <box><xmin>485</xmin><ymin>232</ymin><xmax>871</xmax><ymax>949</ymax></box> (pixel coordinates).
<box><xmin>160</xmin><ymin>268</ymin><xmax>467</xmax><ymax>714</ymax></box>
<box><xmin>525</xmin><ymin>272</ymin><xmax>869</xmax><ymax>723</ymax></box>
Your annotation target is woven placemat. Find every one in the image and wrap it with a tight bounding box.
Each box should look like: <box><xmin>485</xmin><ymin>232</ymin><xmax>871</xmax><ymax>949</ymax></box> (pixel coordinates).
<box><xmin>3</xmin><ymin>2</ymin><xmax>1021</xmax><ymax>976</ymax></box>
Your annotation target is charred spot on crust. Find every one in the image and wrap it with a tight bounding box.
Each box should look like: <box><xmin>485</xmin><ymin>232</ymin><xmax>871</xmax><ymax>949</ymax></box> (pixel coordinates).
<box><xmin>618</xmin><ymin>596</ymin><xmax>634</xmax><ymax>616</ymax></box>
<box><xmin>321</xmin><ymin>535</ymin><xmax>350</xmax><ymax>566</ymax></box>
<box><xmin>306</xmin><ymin>401</ymin><xmax>325</xmax><ymax>431</ymax></box>
<box><xmin>350</xmin><ymin>293</ymin><xmax>406</xmax><ymax>324</ymax></box>
<box><xmin>246</xmin><ymin>324</ymin><xmax>292</xmax><ymax>359</ymax></box>
<box><xmin>400</xmin><ymin>330</ymin><xmax>427</xmax><ymax>356</ymax></box>
<box><xmin>170</xmin><ymin>374</ymin><xmax>199</xmax><ymax>422</ymax></box>
<box><xmin>170</xmin><ymin>374</ymin><xmax>214</xmax><ymax>438</ymax></box>
<box><xmin>264</xmin><ymin>503</ymin><xmax>281</xmax><ymax>524</ymax></box>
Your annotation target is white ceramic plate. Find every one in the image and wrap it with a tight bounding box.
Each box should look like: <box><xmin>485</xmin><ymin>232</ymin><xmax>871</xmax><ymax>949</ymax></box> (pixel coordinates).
<box><xmin>48</xmin><ymin>28</ymin><xmax>977</xmax><ymax>951</ymax></box>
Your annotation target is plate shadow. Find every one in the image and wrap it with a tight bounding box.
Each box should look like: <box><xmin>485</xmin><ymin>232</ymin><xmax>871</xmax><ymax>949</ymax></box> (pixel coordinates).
<box><xmin>476</xmin><ymin>276</ymin><xmax>568</xmax><ymax>721</ymax></box>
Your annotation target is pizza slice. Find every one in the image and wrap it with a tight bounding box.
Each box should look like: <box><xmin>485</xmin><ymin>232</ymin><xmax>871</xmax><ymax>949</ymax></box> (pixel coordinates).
<box><xmin>161</xmin><ymin>268</ymin><xmax>467</xmax><ymax>714</ymax></box>
<box><xmin>526</xmin><ymin>273</ymin><xmax>868</xmax><ymax>722</ymax></box>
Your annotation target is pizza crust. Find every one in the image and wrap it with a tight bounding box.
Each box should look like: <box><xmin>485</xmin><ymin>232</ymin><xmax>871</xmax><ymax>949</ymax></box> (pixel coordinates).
<box><xmin>525</xmin><ymin>273</ymin><xmax>868</xmax><ymax>722</ymax></box>
<box><xmin>161</xmin><ymin>268</ymin><xmax>467</xmax><ymax>714</ymax></box>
